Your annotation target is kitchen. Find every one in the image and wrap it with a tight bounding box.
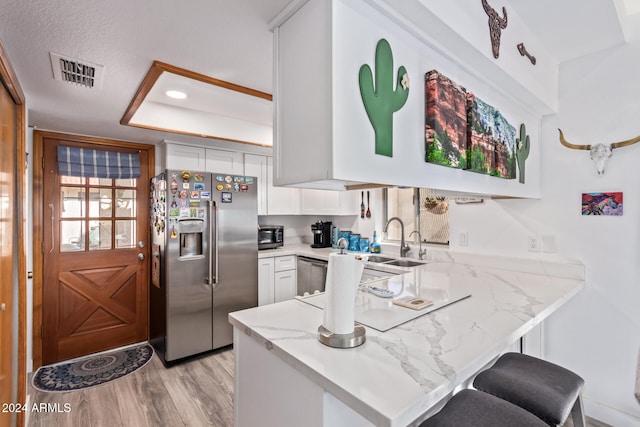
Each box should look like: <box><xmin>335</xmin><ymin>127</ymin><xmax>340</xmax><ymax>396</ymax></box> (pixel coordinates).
<box><xmin>1</xmin><ymin>0</ymin><xmax>640</xmax><ymax>426</ymax></box>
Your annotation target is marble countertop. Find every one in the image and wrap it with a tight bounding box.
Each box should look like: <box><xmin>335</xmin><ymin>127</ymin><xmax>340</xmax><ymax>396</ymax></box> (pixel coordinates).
<box><xmin>233</xmin><ymin>251</ymin><xmax>585</xmax><ymax>426</ymax></box>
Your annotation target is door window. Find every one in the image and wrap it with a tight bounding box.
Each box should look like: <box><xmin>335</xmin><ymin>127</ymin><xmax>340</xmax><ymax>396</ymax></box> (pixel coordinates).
<box><xmin>60</xmin><ymin>178</ymin><xmax>137</xmax><ymax>252</ymax></box>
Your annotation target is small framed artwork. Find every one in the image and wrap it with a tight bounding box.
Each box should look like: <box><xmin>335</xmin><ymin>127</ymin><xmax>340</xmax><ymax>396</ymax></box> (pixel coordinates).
<box><xmin>581</xmin><ymin>192</ymin><xmax>623</xmax><ymax>216</ymax></box>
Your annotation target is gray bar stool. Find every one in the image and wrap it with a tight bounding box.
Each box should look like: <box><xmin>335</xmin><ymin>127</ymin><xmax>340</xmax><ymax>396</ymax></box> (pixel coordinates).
<box><xmin>419</xmin><ymin>389</ymin><xmax>549</xmax><ymax>426</ymax></box>
<box><xmin>473</xmin><ymin>352</ymin><xmax>585</xmax><ymax>427</ymax></box>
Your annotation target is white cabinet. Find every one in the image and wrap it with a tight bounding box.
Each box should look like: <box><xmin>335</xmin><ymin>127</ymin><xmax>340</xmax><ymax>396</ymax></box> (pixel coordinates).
<box><xmin>274</xmin><ymin>255</ymin><xmax>297</xmax><ymax>303</ymax></box>
<box><xmin>274</xmin><ymin>270</ymin><xmax>297</xmax><ymax>303</ymax></box>
<box><xmin>205</xmin><ymin>148</ymin><xmax>244</xmax><ymax>175</ymax></box>
<box><xmin>273</xmin><ymin>0</ymin><xmax>541</xmax><ymax>198</ymax></box>
<box><xmin>244</xmin><ymin>154</ymin><xmax>268</xmax><ymax>215</ymax></box>
<box><xmin>300</xmin><ymin>189</ymin><xmax>359</xmax><ymax>216</ymax></box>
<box><xmin>165</xmin><ymin>144</ymin><xmax>244</xmax><ymax>175</ymax></box>
<box><xmin>259</xmin><ymin>255</ymin><xmax>297</xmax><ymax>305</ymax></box>
<box><xmin>300</xmin><ymin>189</ymin><xmax>339</xmax><ymax>215</ymax></box>
<box><xmin>258</xmin><ymin>257</ymin><xmax>275</xmax><ymax>306</ymax></box>
<box><xmin>267</xmin><ymin>156</ymin><xmax>300</xmax><ymax>215</ymax></box>
<box><xmin>165</xmin><ymin>143</ymin><xmax>358</xmax><ymax>215</ymax></box>
<box><xmin>274</xmin><ymin>255</ymin><xmax>296</xmax><ymax>271</ymax></box>
<box><xmin>165</xmin><ymin>144</ymin><xmax>206</xmax><ymax>171</ymax></box>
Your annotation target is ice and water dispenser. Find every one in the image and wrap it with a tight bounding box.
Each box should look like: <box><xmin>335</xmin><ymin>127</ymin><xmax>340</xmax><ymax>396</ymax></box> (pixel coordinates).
<box><xmin>178</xmin><ymin>219</ymin><xmax>205</xmax><ymax>258</ymax></box>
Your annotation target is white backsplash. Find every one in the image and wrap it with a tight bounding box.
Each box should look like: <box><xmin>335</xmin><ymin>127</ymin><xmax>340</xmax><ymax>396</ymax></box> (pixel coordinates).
<box><xmin>259</xmin><ymin>215</ymin><xmax>360</xmax><ymax>245</ymax></box>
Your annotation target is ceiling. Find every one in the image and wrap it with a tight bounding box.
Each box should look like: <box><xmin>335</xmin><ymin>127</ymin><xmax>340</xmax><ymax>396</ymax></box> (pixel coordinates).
<box><xmin>0</xmin><ymin>0</ymin><xmax>637</xmax><ymax>149</ymax></box>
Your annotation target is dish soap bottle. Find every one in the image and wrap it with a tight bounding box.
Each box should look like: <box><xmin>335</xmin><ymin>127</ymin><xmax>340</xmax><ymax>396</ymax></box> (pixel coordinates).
<box><xmin>370</xmin><ymin>231</ymin><xmax>381</xmax><ymax>253</ymax></box>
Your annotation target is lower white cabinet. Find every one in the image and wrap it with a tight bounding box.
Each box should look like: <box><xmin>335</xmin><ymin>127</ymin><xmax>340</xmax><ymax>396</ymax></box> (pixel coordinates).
<box><xmin>274</xmin><ymin>270</ymin><xmax>297</xmax><ymax>303</ymax></box>
<box><xmin>259</xmin><ymin>255</ymin><xmax>297</xmax><ymax>305</ymax></box>
<box><xmin>258</xmin><ymin>257</ymin><xmax>275</xmax><ymax>306</ymax></box>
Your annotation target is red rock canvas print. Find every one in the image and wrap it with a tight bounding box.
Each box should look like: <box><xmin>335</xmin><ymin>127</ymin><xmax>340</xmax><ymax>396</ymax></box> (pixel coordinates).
<box><xmin>425</xmin><ymin>70</ymin><xmax>468</xmax><ymax>169</ymax></box>
<box><xmin>466</xmin><ymin>93</ymin><xmax>517</xmax><ymax>178</ymax></box>
<box><xmin>582</xmin><ymin>192</ymin><xmax>623</xmax><ymax>216</ymax></box>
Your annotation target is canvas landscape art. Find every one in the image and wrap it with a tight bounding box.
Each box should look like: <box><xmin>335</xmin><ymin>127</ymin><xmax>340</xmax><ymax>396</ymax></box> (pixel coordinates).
<box><xmin>466</xmin><ymin>94</ymin><xmax>516</xmax><ymax>178</ymax></box>
<box><xmin>425</xmin><ymin>69</ymin><xmax>518</xmax><ymax>180</ymax></box>
<box><xmin>581</xmin><ymin>192</ymin><xmax>623</xmax><ymax>216</ymax></box>
<box><xmin>425</xmin><ymin>70</ymin><xmax>468</xmax><ymax>169</ymax></box>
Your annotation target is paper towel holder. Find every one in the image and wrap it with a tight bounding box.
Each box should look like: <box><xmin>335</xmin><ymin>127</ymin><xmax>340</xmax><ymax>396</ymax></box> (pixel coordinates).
<box><xmin>317</xmin><ymin>237</ymin><xmax>366</xmax><ymax>348</ymax></box>
<box><xmin>318</xmin><ymin>323</ymin><xmax>366</xmax><ymax>348</ymax></box>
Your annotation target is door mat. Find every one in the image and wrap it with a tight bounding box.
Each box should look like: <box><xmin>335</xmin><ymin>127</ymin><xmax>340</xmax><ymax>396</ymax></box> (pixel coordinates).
<box><xmin>32</xmin><ymin>343</ymin><xmax>153</xmax><ymax>393</ymax></box>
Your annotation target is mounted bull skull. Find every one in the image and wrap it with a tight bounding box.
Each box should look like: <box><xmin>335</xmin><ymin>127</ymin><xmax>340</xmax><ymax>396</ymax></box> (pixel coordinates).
<box><xmin>481</xmin><ymin>0</ymin><xmax>508</xmax><ymax>59</ymax></box>
<box><xmin>558</xmin><ymin>129</ymin><xmax>640</xmax><ymax>175</ymax></box>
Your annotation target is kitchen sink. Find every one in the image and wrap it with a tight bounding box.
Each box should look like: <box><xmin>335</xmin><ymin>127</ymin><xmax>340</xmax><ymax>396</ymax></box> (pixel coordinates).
<box><xmin>385</xmin><ymin>259</ymin><xmax>425</xmax><ymax>268</ymax></box>
<box><xmin>366</xmin><ymin>255</ymin><xmax>395</xmax><ymax>263</ymax></box>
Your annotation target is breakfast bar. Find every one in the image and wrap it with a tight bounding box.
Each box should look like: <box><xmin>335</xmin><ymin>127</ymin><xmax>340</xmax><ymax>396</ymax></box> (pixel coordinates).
<box><xmin>229</xmin><ymin>254</ymin><xmax>585</xmax><ymax>427</ymax></box>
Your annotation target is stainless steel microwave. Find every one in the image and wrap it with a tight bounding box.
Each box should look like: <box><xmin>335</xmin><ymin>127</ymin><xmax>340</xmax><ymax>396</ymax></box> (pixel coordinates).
<box><xmin>258</xmin><ymin>225</ymin><xmax>284</xmax><ymax>250</ymax></box>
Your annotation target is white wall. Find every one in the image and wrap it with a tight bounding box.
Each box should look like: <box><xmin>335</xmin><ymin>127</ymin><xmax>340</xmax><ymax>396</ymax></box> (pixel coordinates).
<box><xmin>450</xmin><ymin>39</ymin><xmax>640</xmax><ymax>426</ymax></box>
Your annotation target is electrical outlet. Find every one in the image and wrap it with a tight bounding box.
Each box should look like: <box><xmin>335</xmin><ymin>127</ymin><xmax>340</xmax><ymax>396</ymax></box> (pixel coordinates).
<box><xmin>528</xmin><ymin>236</ymin><xmax>541</xmax><ymax>252</ymax></box>
<box><xmin>459</xmin><ymin>232</ymin><xmax>468</xmax><ymax>246</ymax></box>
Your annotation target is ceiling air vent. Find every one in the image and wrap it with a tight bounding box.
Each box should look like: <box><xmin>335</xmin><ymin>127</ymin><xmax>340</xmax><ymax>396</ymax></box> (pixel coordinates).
<box><xmin>49</xmin><ymin>53</ymin><xmax>104</xmax><ymax>89</ymax></box>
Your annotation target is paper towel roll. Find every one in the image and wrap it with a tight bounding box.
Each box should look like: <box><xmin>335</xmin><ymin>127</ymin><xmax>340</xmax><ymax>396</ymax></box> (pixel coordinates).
<box><xmin>322</xmin><ymin>252</ymin><xmax>365</xmax><ymax>335</ymax></box>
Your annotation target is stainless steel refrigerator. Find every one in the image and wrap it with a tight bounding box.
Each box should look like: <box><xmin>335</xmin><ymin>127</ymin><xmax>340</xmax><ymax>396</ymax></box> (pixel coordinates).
<box><xmin>150</xmin><ymin>170</ymin><xmax>258</xmax><ymax>364</ymax></box>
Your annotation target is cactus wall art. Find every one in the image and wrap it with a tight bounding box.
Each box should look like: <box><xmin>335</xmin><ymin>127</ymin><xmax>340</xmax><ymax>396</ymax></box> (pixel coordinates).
<box><xmin>359</xmin><ymin>39</ymin><xmax>409</xmax><ymax>157</ymax></box>
<box><xmin>515</xmin><ymin>123</ymin><xmax>530</xmax><ymax>184</ymax></box>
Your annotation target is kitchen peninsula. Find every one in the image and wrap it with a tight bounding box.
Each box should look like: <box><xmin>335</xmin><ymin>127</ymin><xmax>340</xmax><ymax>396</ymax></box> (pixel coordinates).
<box><xmin>229</xmin><ymin>252</ymin><xmax>584</xmax><ymax>427</ymax></box>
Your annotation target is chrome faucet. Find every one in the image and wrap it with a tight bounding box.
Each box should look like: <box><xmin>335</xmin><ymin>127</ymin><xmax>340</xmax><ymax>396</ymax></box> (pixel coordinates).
<box><xmin>409</xmin><ymin>230</ymin><xmax>426</xmax><ymax>261</ymax></box>
<box><xmin>384</xmin><ymin>217</ymin><xmax>410</xmax><ymax>258</ymax></box>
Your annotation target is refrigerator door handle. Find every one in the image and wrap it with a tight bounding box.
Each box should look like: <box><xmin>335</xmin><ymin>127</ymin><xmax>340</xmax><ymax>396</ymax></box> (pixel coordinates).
<box><xmin>207</xmin><ymin>200</ymin><xmax>217</xmax><ymax>286</ymax></box>
<box><xmin>213</xmin><ymin>200</ymin><xmax>219</xmax><ymax>285</ymax></box>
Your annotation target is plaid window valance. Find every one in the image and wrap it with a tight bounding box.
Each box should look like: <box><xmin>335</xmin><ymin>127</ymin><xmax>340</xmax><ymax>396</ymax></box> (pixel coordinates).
<box><xmin>57</xmin><ymin>146</ymin><xmax>141</xmax><ymax>179</ymax></box>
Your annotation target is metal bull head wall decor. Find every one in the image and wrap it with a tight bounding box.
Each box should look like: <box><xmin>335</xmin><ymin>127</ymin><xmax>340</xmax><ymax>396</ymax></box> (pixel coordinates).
<box><xmin>481</xmin><ymin>0</ymin><xmax>508</xmax><ymax>59</ymax></box>
<box><xmin>558</xmin><ymin>129</ymin><xmax>640</xmax><ymax>175</ymax></box>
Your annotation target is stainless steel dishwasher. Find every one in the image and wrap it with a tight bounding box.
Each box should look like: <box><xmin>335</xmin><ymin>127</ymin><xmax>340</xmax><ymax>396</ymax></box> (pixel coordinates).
<box><xmin>296</xmin><ymin>256</ymin><xmax>328</xmax><ymax>296</ymax></box>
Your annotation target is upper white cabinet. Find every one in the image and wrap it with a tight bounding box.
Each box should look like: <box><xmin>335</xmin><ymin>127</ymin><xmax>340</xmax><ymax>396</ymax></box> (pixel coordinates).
<box><xmin>300</xmin><ymin>189</ymin><xmax>358</xmax><ymax>216</ymax></box>
<box><xmin>273</xmin><ymin>0</ymin><xmax>543</xmax><ymax>198</ymax></box>
<box><xmin>165</xmin><ymin>143</ymin><xmax>243</xmax><ymax>175</ymax></box>
<box><xmin>205</xmin><ymin>148</ymin><xmax>244</xmax><ymax>175</ymax></box>
<box><xmin>267</xmin><ymin>156</ymin><xmax>300</xmax><ymax>215</ymax></box>
<box><xmin>165</xmin><ymin>142</ymin><xmax>358</xmax><ymax>216</ymax></box>
<box><xmin>165</xmin><ymin>144</ymin><xmax>206</xmax><ymax>171</ymax></box>
<box><xmin>244</xmin><ymin>154</ymin><xmax>268</xmax><ymax>215</ymax></box>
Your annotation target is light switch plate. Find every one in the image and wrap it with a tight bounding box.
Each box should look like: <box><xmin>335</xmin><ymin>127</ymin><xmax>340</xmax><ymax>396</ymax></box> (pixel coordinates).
<box><xmin>459</xmin><ymin>232</ymin><xmax>468</xmax><ymax>246</ymax></box>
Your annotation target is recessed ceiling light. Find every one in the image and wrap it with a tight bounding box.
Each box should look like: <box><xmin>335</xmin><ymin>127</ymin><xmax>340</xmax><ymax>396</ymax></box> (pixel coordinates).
<box><xmin>165</xmin><ymin>90</ymin><xmax>187</xmax><ymax>99</ymax></box>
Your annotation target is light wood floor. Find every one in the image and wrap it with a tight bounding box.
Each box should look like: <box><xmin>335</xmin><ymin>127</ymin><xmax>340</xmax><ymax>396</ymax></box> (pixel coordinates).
<box><xmin>27</xmin><ymin>347</ymin><xmax>234</xmax><ymax>427</ymax></box>
<box><xmin>27</xmin><ymin>345</ymin><xmax>611</xmax><ymax>427</ymax></box>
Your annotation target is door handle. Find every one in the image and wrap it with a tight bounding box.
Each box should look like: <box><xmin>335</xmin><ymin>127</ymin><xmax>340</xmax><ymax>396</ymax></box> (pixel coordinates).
<box><xmin>137</xmin><ymin>253</ymin><xmax>145</xmax><ymax>261</ymax></box>
<box><xmin>0</xmin><ymin>303</ymin><xmax>6</xmax><ymax>312</ymax></box>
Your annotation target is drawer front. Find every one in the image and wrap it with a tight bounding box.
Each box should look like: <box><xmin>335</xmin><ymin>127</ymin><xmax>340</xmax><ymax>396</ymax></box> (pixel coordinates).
<box><xmin>274</xmin><ymin>255</ymin><xmax>296</xmax><ymax>272</ymax></box>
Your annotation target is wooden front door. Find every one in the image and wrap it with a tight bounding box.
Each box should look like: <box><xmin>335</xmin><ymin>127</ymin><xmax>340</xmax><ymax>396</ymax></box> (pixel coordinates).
<box><xmin>0</xmin><ymin>61</ymin><xmax>17</xmax><ymax>427</ymax></box>
<box><xmin>42</xmin><ymin>136</ymin><xmax>150</xmax><ymax>364</ymax></box>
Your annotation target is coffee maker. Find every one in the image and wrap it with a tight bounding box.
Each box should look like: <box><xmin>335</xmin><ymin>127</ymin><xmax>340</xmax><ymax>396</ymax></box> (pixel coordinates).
<box><xmin>311</xmin><ymin>221</ymin><xmax>332</xmax><ymax>248</ymax></box>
